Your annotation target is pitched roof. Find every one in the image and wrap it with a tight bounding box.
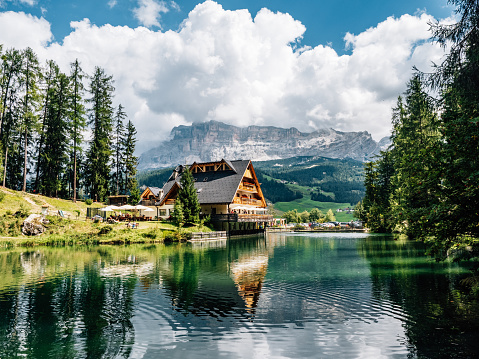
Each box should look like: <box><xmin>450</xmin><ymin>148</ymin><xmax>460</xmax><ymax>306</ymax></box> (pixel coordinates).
<box><xmin>158</xmin><ymin>159</ymin><xmax>251</xmax><ymax>205</ymax></box>
<box><xmin>148</xmin><ymin>186</ymin><xmax>162</xmax><ymax>198</ymax></box>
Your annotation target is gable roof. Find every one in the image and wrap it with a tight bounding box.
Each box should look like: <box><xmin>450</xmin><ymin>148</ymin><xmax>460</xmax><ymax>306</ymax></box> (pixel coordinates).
<box><xmin>158</xmin><ymin>159</ymin><xmax>253</xmax><ymax>206</ymax></box>
<box><xmin>140</xmin><ymin>186</ymin><xmax>163</xmax><ymax>200</ymax></box>
<box><xmin>148</xmin><ymin>186</ymin><xmax>162</xmax><ymax>197</ymax></box>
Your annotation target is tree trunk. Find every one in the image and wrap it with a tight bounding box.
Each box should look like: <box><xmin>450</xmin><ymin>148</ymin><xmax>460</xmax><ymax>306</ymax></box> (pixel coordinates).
<box><xmin>2</xmin><ymin>146</ymin><xmax>7</xmax><ymax>187</ymax></box>
<box><xmin>22</xmin><ymin>128</ymin><xmax>27</xmax><ymax>192</ymax></box>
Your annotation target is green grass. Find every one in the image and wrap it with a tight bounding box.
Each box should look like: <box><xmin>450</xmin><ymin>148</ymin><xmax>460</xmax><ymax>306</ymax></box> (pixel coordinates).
<box><xmin>271</xmin><ymin>182</ymin><xmax>355</xmax><ymax>222</ymax></box>
<box><xmin>0</xmin><ymin>188</ymin><xmax>214</xmax><ymax>246</ymax></box>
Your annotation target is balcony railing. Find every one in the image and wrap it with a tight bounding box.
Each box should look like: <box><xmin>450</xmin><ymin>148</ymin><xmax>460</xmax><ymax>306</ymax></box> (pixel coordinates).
<box><xmin>206</xmin><ymin>214</ymin><xmax>273</xmax><ymax>223</ymax></box>
<box><xmin>239</xmin><ymin>183</ymin><xmax>257</xmax><ymax>192</ymax></box>
<box><xmin>139</xmin><ymin>199</ymin><xmax>157</xmax><ymax>206</ymax></box>
<box><xmin>232</xmin><ymin>198</ymin><xmax>262</xmax><ymax>206</ymax></box>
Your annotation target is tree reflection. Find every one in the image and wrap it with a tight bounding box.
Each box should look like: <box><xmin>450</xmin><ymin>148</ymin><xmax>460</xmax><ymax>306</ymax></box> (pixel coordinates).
<box><xmin>0</xmin><ymin>249</ymin><xmax>136</xmax><ymax>359</ymax></box>
<box><xmin>358</xmin><ymin>236</ymin><xmax>479</xmax><ymax>358</ymax></box>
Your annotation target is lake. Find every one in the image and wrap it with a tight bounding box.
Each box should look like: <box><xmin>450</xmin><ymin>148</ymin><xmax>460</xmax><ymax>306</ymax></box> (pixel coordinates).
<box><xmin>0</xmin><ymin>233</ymin><xmax>478</xmax><ymax>358</ymax></box>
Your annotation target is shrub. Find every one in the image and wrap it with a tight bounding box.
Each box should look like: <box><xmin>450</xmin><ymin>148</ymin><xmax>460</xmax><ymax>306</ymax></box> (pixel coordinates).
<box><xmin>141</xmin><ymin>228</ymin><xmax>159</xmax><ymax>239</ymax></box>
<box><xmin>98</xmin><ymin>225</ymin><xmax>113</xmax><ymax>235</ymax></box>
<box><xmin>0</xmin><ymin>192</ymin><xmax>5</xmax><ymax>202</ymax></box>
<box><xmin>15</xmin><ymin>204</ymin><xmax>30</xmax><ymax>218</ymax></box>
<box><xmin>85</xmin><ymin>199</ymin><xmax>93</xmax><ymax>205</ymax></box>
<box><xmin>163</xmin><ymin>230</ymin><xmax>184</xmax><ymax>242</ymax></box>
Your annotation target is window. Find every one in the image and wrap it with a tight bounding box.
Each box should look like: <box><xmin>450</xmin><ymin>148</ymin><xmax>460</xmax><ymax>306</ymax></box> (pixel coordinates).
<box><xmin>159</xmin><ymin>209</ymin><xmax>167</xmax><ymax>216</ymax></box>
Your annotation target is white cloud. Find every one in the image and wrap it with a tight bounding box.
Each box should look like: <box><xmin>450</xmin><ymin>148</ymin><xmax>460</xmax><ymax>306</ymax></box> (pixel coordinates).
<box><xmin>19</xmin><ymin>0</ymin><xmax>36</xmax><ymax>5</ymax></box>
<box><xmin>0</xmin><ymin>11</ymin><xmax>51</xmax><ymax>49</ymax></box>
<box><xmin>133</xmin><ymin>0</ymin><xmax>168</xmax><ymax>28</ymax></box>
<box><xmin>170</xmin><ymin>1</ymin><xmax>180</xmax><ymax>12</ymax></box>
<box><xmin>108</xmin><ymin>0</ymin><xmax>117</xmax><ymax>9</ymax></box>
<box><xmin>0</xmin><ymin>1</ymin><xmax>449</xmax><ymax>154</ymax></box>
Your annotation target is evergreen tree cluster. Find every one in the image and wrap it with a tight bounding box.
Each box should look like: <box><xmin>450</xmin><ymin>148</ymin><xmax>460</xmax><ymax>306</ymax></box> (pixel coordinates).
<box><xmin>0</xmin><ymin>46</ymin><xmax>139</xmax><ymax>203</ymax></box>
<box><xmin>359</xmin><ymin>0</ymin><xmax>479</xmax><ymax>259</ymax></box>
<box><xmin>255</xmin><ymin>172</ymin><xmax>303</xmax><ymax>203</ymax></box>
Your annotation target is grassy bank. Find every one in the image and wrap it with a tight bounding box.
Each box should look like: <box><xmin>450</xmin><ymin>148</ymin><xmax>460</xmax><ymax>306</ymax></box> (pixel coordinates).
<box><xmin>0</xmin><ymin>187</ymin><xmax>212</xmax><ymax>246</ymax></box>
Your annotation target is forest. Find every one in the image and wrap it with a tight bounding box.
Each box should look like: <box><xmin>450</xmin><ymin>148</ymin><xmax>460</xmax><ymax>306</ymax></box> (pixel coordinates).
<box><xmin>254</xmin><ymin>156</ymin><xmax>365</xmax><ymax>205</ymax></box>
<box><xmin>0</xmin><ymin>47</ymin><xmax>139</xmax><ymax>203</ymax></box>
<box><xmin>358</xmin><ymin>0</ymin><xmax>479</xmax><ymax>260</ymax></box>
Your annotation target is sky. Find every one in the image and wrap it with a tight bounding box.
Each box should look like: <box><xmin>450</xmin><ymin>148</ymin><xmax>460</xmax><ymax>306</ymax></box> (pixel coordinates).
<box><xmin>0</xmin><ymin>0</ymin><xmax>456</xmax><ymax>154</ymax></box>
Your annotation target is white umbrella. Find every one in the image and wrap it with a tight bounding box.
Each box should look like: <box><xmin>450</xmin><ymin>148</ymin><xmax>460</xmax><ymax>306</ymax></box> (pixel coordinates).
<box><xmin>134</xmin><ymin>204</ymin><xmax>154</xmax><ymax>216</ymax></box>
<box><xmin>100</xmin><ymin>206</ymin><xmax>116</xmax><ymax>211</ymax></box>
<box><xmin>134</xmin><ymin>205</ymin><xmax>150</xmax><ymax>210</ymax></box>
<box><xmin>118</xmin><ymin>204</ymin><xmax>135</xmax><ymax>210</ymax></box>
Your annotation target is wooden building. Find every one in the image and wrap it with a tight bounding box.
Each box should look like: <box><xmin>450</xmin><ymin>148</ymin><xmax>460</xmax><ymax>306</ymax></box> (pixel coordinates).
<box><xmin>139</xmin><ymin>186</ymin><xmax>163</xmax><ymax>206</ymax></box>
<box><xmin>157</xmin><ymin>159</ymin><xmax>273</xmax><ymax>232</ymax></box>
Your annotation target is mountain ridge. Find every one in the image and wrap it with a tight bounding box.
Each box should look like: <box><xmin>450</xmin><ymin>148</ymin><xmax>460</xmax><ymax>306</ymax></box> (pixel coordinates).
<box><xmin>139</xmin><ymin>120</ymin><xmax>389</xmax><ymax>170</ymax></box>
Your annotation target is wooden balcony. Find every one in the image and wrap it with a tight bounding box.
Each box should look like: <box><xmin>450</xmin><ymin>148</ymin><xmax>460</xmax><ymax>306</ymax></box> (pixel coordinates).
<box><xmin>139</xmin><ymin>199</ymin><xmax>157</xmax><ymax>206</ymax></box>
<box><xmin>232</xmin><ymin>198</ymin><xmax>262</xmax><ymax>206</ymax></box>
<box><xmin>206</xmin><ymin>214</ymin><xmax>273</xmax><ymax>223</ymax></box>
<box><xmin>239</xmin><ymin>183</ymin><xmax>257</xmax><ymax>192</ymax></box>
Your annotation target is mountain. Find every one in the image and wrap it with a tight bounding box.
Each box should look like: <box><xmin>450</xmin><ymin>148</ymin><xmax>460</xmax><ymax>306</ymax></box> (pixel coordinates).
<box><xmin>138</xmin><ymin>120</ymin><xmax>389</xmax><ymax>170</ymax></box>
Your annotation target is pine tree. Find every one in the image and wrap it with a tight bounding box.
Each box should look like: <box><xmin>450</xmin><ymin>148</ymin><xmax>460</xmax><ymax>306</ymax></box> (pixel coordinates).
<box><xmin>39</xmin><ymin>67</ymin><xmax>71</xmax><ymax>197</ymax></box>
<box><xmin>361</xmin><ymin>150</ymin><xmax>395</xmax><ymax>232</ymax></box>
<box><xmin>388</xmin><ymin>77</ymin><xmax>441</xmax><ymax>238</ymax></box>
<box><xmin>0</xmin><ymin>48</ymin><xmax>23</xmax><ymax>188</ymax></box>
<box><xmin>419</xmin><ymin>0</ymin><xmax>479</xmax><ymax>253</ymax></box>
<box><xmin>112</xmin><ymin>104</ymin><xmax>126</xmax><ymax>195</ymax></box>
<box><xmin>34</xmin><ymin>60</ymin><xmax>56</xmax><ymax>193</ymax></box>
<box><xmin>85</xmin><ymin>67</ymin><xmax>114</xmax><ymax>202</ymax></box>
<box><xmin>69</xmin><ymin>59</ymin><xmax>86</xmax><ymax>202</ymax></box>
<box><xmin>177</xmin><ymin>167</ymin><xmax>201</xmax><ymax>225</ymax></box>
<box><xmin>20</xmin><ymin>48</ymin><xmax>41</xmax><ymax>192</ymax></box>
<box><xmin>123</xmin><ymin>119</ymin><xmax>140</xmax><ymax>204</ymax></box>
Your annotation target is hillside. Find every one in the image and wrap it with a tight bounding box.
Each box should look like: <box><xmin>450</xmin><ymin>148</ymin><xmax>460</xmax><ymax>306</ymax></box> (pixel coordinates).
<box><xmin>0</xmin><ymin>187</ymin><xmax>102</xmax><ymax>219</ymax></box>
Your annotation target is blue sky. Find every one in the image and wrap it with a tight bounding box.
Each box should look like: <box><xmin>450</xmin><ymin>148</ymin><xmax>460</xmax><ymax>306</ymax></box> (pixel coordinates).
<box><xmin>2</xmin><ymin>0</ymin><xmax>453</xmax><ymax>53</ymax></box>
<box><xmin>0</xmin><ymin>0</ymin><xmax>455</xmax><ymax>153</ymax></box>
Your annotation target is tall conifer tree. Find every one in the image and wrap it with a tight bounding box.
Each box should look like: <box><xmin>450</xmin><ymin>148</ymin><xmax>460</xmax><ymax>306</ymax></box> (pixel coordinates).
<box><xmin>177</xmin><ymin>167</ymin><xmax>201</xmax><ymax>225</ymax></box>
<box><xmin>85</xmin><ymin>67</ymin><xmax>114</xmax><ymax>202</ymax></box>
<box><xmin>20</xmin><ymin>48</ymin><xmax>41</xmax><ymax>192</ymax></box>
<box><xmin>123</xmin><ymin>119</ymin><xmax>139</xmax><ymax>204</ymax></box>
<box><xmin>69</xmin><ymin>59</ymin><xmax>86</xmax><ymax>202</ymax></box>
<box><xmin>112</xmin><ymin>104</ymin><xmax>126</xmax><ymax>195</ymax></box>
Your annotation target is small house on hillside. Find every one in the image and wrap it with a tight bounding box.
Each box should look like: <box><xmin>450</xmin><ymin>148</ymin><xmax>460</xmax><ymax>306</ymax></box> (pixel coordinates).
<box><xmin>157</xmin><ymin>159</ymin><xmax>273</xmax><ymax>233</ymax></box>
<box><xmin>108</xmin><ymin>195</ymin><xmax>129</xmax><ymax>206</ymax></box>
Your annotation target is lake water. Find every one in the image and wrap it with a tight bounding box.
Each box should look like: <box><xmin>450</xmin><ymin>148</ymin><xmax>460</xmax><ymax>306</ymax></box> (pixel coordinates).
<box><xmin>0</xmin><ymin>233</ymin><xmax>478</xmax><ymax>358</ymax></box>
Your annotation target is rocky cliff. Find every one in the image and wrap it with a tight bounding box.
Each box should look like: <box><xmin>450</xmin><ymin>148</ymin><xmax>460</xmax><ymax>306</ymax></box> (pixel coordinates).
<box><xmin>138</xmin><ymin>121</ymin><xmax>389</xmax><ymax>169</ymax></box>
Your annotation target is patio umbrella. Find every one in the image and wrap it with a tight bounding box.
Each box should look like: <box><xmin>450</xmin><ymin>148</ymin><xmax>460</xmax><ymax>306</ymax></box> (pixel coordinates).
<box><xmin>134</xmin><ymin>205</ymin><xmax>150</xmax><ymax>210</ymax></box>
<box><xmin>118</xmin><ymin>204</ymin><xmax>135</xmax><ymax>210</ymax></box>
<box><xmin>100</xmin><ymin>206</ymin><xmax>116</xmax><ymax>211</ymax></box>
<box><xmin>134</xmin><ymin>205</ymin><xmax>154</xmax><ymax>216</ymax></box>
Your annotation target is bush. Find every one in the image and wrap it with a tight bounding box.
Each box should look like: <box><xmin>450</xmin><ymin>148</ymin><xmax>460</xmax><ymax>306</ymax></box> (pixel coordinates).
<box><xmin>0</xmin><ymin>192</ymin><xmax>5</xmax><ymax>202</ymax></box>
<box><xmin>85</xmin><ymin>199</ymin><xmax>93</xmax><ymax>205</ymax></box>
<box><xmin>98</xmin><ymin>225</ymin><xmax>114</xmax><ymax>235</ymax></box>
<box><xmin>141</xmin><ymin>228</ymin><xmax>160</xmax><ymax>239</ymax></box>
<box><xmin>15</xmin><ymin>204</ymin><xmax>30</xmax><ymax>218</ymax></box>
<box><xmin>293</xmin><ymin>224</ymin><xmax>307</xmax><ymax>230</ymax></box>
<box><xmin>163</xmin><ymin>230</ymin><xmax>184</xmax><ymax>242</ymax></box>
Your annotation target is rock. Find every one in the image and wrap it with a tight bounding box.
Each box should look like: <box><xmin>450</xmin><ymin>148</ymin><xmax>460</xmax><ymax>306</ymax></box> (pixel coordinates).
<box><xmin>22</xmin><ymin>214</ymin><xmax>46</xmax><ymax>236</ymax></box>
<box><xmin>138</xmin><ymin>120</ymin><xmax>385</xmax><ymax>170</ymax></box>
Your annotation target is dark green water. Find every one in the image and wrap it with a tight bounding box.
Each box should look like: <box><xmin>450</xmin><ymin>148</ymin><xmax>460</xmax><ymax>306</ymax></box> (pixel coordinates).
<box><xmin>0</xmin><ymin>233</ymin><xmax>478</xmax><ymax>358</ymax></box>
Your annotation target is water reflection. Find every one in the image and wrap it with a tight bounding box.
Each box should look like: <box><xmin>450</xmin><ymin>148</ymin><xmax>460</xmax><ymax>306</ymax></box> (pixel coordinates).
<box><xmin>0</xmin><ymin>234</ymin><xmax>477</xmax><ymax>358</ymax></box>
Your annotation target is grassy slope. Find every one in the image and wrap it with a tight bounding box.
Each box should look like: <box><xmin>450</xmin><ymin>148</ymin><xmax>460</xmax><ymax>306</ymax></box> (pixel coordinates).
<box><xmin>0</xmin><ymin>187</ymin><xmax>103</xmax><ymax>218</ymax></box>
<box><xmin>272</xmin><ymin>182</ymin><xmax>355</xmax><ymax>222</ymax></box>
<box><xmin>0</xmin><ymin>187</ymin><xmax>211</xmax><ymax>245</ymax></box>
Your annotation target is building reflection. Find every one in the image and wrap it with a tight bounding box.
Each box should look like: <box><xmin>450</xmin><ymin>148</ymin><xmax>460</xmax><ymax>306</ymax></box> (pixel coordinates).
<box><xmin>229</xmin><ymin>254</ymin><xmax>268</xmax><ymax>312</ymax></box>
